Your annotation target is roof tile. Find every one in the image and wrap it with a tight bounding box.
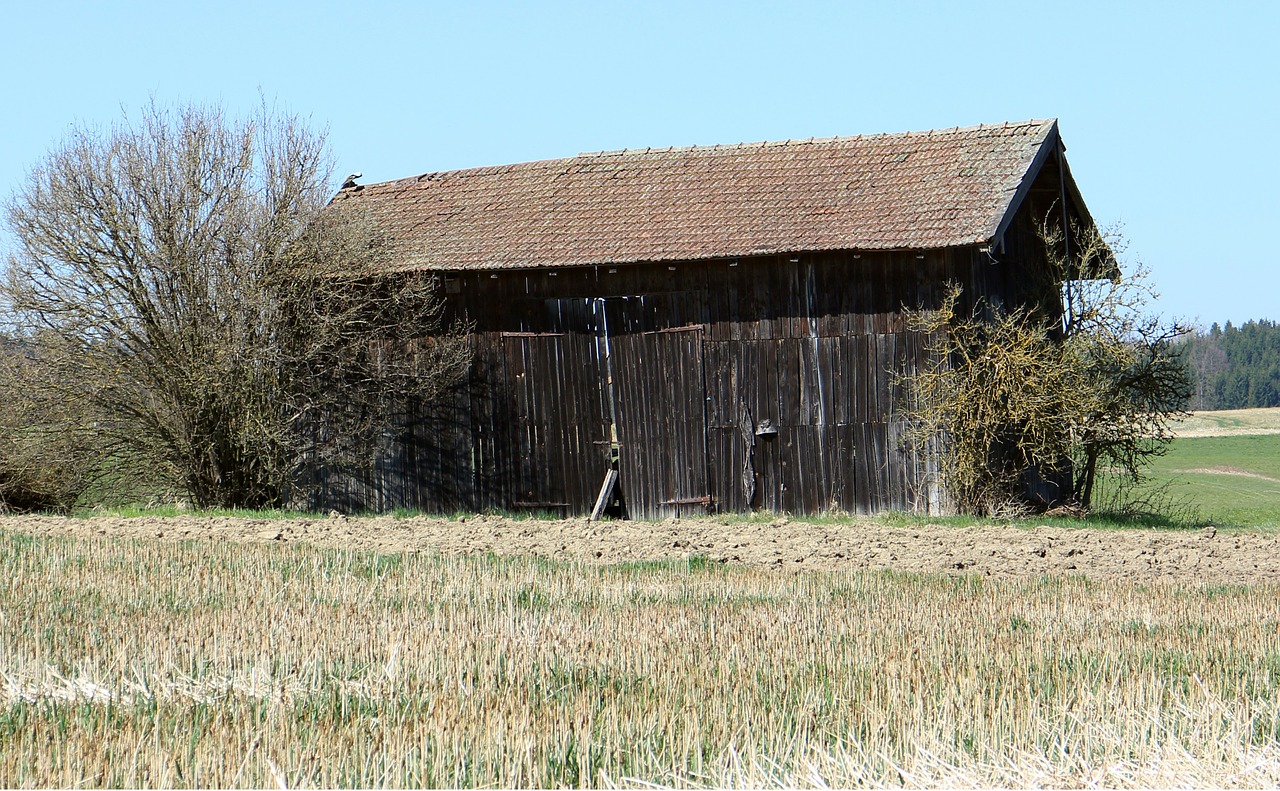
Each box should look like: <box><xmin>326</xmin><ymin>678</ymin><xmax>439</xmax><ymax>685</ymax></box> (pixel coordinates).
<box><xmin>336</xmin><ymin>120</ymin><xmax>1057</xmax><ymax>270</ymax></box>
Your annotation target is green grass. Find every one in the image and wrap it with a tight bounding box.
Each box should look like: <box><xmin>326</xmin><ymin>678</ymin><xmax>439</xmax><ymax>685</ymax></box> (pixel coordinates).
<box><xmin>1139</xmin><ymin>434</ymin><xmax>1280</xmax><ymax>529</ymax></box>
<box><xmin>387</xmin><ymin>507</ymin><xmax>570</xmax><ymax>522</ymax></box>
<box><xmin>80</xmin><ymin>505</ymin><xmax>573</xmax><ymax>522</ymax></box>
<box><xmin>877</xmin><ymin>509</ymin><xmax>1194</xmax><ymax>530</ymax></box>
<box><xmin>74</xmin><ymin>504</ymin><xmax>324</xmax><ymax>520</ymax></box>
<box><xmin>1162</xmin><ymin>433</ymin><xmax>1280</xmax><ymax>479</ymax></box>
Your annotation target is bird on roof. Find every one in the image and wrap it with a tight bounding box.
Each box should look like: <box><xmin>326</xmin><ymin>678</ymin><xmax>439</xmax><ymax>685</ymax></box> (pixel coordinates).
<box><xmin>342</xmin><ymin>172</ymin><xmax>362</xmax><ymax>189</ymax></box>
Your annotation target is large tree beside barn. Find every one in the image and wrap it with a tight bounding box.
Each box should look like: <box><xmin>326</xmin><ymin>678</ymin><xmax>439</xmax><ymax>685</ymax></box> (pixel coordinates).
<box><xmin>0</xmin><ymin>103</ymin><xmax>469</xmax><ymax>510</ymax></box>
<box><xmin>314</xmin><ymin>119</ymin><xmax>1128</xmax><ymax>518</ymax></box>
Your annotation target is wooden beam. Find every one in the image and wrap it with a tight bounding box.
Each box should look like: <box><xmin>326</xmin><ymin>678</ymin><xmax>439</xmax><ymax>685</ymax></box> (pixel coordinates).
<box><xmin>588</xmin><ymin>469</ymin><xmax>618</xmax><ymax>521</ymax></box>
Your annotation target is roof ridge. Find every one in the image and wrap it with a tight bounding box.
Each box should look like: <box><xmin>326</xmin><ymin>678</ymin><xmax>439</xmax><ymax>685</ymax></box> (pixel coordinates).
<box><xmin>576</xmin><ymin>119</ymin><xmax>1055</xmax><ymax>159</ymax></box>
<box><xmin>355</xmin><ymin>119</ymin><xmax>1057</xmax><ymax>190</ymax></box>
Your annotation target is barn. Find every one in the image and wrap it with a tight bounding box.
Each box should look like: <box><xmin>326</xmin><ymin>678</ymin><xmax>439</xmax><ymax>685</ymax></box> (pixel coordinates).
<box><xmin>312</xmin><ymin>119</ymin><xmax>1102</xmax><ymax>519</ymax></box>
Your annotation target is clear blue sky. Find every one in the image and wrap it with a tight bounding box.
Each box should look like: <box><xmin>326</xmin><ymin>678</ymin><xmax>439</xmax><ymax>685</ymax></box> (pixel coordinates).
<box><xmin>2</xmin><ymin>0</ymin><xmax>1276</xmax><ymax>326</ymax></box>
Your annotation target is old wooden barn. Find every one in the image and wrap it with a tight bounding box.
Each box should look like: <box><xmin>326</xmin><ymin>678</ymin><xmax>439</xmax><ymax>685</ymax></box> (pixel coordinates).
<box><xmin>312</xmin><ymin>119</ymin><xmax>1102</xmax><ymax>518</ymax></box>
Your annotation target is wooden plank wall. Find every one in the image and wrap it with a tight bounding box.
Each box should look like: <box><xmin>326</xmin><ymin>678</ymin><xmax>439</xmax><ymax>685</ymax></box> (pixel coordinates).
<box><xmin>610</xmin><ymin>326</ymin><xmax>709</xmax><ymax>519</ymax></box>
<box><xmin>302</xmin><ymin>239</ymin><xmax>1046</xmax><ymax>516</ymax></box>
<box><xmin>502</xmin><ymin>331</ymin><xmax>611</xmax><ymax>513</ymax></box>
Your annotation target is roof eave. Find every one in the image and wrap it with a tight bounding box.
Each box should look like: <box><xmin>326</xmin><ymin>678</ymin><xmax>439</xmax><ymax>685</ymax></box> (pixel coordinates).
<box><xmin>389</xmin><ymin>240</ymin><xmax>990</xmax><ymax>274</ymax></box>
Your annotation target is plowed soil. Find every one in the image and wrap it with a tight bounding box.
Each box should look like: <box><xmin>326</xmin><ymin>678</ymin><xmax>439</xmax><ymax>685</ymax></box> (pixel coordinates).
<box><xmin>4</xmin><ymin>514</ymin><xmax>1279</xmax><ymax>584</ymax></box>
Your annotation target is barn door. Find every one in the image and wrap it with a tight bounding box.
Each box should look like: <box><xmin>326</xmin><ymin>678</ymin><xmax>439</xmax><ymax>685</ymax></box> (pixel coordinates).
<box><xmin>502</xmin><ymin>331</ymin><xmax>610</xmax><ymax>515</ymax></box>
<box><xmin>608</xmin><ymin>326</ymin><xmax>710</xmax><ymax>519</ymax></box>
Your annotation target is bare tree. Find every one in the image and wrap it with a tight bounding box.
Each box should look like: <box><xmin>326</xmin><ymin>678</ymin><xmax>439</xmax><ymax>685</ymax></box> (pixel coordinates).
<box><xmin>2</xmin><ymin>102</ymin><xmax>470</xmax><ymax>509</ymax></box>
<box><xmin>903</xmin><ymin>223</ymin><xmax>1191</xmax><ymax>516</ymax></box>
<box><xmin>1050</xmin><ymin>227</ymin><xmax>1192</xmax><ymax>509</ymax></box>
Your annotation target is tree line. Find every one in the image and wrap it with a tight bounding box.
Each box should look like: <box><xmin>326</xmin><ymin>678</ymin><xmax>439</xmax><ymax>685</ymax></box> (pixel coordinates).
<box><xmin>1179</xmin><ymin>320</ymin><xmax>1280</xmax><ymax>411</ymax></box>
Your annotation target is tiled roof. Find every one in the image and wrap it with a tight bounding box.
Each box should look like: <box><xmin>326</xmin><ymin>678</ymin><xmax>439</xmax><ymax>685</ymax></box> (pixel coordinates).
<box><xmin>336</xmin><ymin>120</ymin><xmax>1060</xmax><ymax>271</ymax></box>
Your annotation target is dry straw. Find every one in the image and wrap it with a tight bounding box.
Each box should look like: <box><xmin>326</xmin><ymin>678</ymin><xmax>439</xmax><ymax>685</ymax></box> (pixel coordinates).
<box><xmin>1</xmin><ymin>529</ymin><xmax>1277</xmax><ymax>787</ymax></box>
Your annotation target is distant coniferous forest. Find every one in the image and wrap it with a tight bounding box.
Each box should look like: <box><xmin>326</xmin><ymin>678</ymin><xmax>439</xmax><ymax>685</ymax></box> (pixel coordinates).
<box><xmin>1179</xmin><ymin>320</ymin><xmax>1280</xmax><ymax>410</ymax></box>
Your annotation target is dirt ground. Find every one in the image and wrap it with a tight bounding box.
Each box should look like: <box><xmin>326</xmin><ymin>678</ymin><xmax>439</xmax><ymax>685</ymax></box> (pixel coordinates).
<box><xmin>4</xmin><ymin>513</ymin><xmax>1280</xmax><ymax>585</ymax></box>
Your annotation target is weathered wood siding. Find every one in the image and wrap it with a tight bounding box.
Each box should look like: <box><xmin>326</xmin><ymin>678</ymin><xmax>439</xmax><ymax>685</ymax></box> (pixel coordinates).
<box><xmin>302</xmin><ymin>234</ymin><xmax>1050</xmax><ymax>517</ymax></box>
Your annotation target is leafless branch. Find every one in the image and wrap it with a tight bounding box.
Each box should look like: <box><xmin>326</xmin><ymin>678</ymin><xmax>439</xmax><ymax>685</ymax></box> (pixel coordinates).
<box><xmin>2</xmin><ymin>102</ymin><xmax>470</xmax><ymax>509</ymax></box>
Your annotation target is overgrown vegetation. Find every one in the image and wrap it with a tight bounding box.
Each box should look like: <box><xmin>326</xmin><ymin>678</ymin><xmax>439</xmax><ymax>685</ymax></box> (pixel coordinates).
<box><xmin>1</xmin><ymin>531</ymin><xmax>1277</xmax><ymax>787</ymax></box>
<box><xmin>0</xmin><ymin>102</ymin><xmax>470</xmax><ymax>511</ymax></box>
<box><xmin>904</xmin><ymin>223</ymin><xmax>1191</xmax><ymax>516</ymax></box>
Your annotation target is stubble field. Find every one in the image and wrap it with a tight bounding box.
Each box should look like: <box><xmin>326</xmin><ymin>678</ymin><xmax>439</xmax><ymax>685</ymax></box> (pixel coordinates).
<box><xmin>3</xmin><ymin>513</ymin><xmax>1280</xmax><ymax>787</ymax></box>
